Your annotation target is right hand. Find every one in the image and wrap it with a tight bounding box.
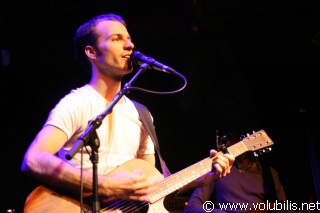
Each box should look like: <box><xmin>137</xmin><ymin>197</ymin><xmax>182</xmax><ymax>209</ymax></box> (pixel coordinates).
<box><xmin>100</xmin><ymin>169</ymin><xmax>160</xmax><ymax>202</ymax></box>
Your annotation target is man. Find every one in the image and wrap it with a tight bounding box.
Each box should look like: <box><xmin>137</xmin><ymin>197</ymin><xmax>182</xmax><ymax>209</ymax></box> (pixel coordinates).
<box><xmin>21</xmin><ymin>13</ymin><xmax>234</xmax><ymax>212</ymax></box>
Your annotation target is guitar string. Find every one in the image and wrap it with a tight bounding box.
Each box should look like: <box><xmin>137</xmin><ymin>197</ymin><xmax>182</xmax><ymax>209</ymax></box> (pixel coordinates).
<box><xmin>119</xmin><ymin>200</ymin><xmax>143</xmax><ymax>213</ymax></box>
<box><xmin>101</xmin><ymin>199</ymin><xmax>149</xmax><ymax>212</ymax></box>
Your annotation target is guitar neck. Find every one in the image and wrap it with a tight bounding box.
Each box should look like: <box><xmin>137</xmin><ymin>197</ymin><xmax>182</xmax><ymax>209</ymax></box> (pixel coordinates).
<box><xmin>148</xmin><ymin>145</ymin><xmax>245</xmax><ymax>203</ymax></box>
<box><xmin>148</xmin><ymin>130</ymin><xmax>273</xmax><ymax>203</ymax></box>
<box><xmin>227</xmin><ymin>141</ymin><xmax>252</xmax><ymax>158</ymax></box>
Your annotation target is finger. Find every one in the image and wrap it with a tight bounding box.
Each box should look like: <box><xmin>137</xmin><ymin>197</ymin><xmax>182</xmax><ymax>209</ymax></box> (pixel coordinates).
<box><xmin>213</xmin><ymin>157</ymin><xmax>229</xmax><ymax>177</ymax></box>
<box><xmin>128</xmin><ymin>194</ymin><xmax>151</xmax><ymax>202</ymax></box>
<box><xmin>212</xmin><ymin>162</ymin><xmax>222</xmax><ymax>178</ymax></box>
<box><xmin>218</xmin><ymin>154</ymin><xmax>232</xmax><ymax>172</ymax></box>
<box><xmin>129</xmin><ymin>176</ymin><xmax>159</xmax><ymax>195</ymax></box>
<box><xmin>210</xmin><ymin>149</ymin><xmax>218</xmax><ymax>157</ymax></box>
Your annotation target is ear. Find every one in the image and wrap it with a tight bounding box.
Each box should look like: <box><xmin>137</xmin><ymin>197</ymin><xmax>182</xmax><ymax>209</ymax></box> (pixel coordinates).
<box><xmin>85</xmin><ymin>46</ymin><xmax>97</xmax><ymax>61</ymax></box>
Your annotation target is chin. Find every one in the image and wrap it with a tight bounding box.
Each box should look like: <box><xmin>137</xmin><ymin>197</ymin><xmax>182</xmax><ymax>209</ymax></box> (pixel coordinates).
<box><xmin>121</xmin><ymin>68</ymin><xmax>133</xmax><ymax>76</ymax></box>
<box><xmin>125</xmin><ymin>65</ymin><xmax>134</xmax><ymax>73</ymax></box>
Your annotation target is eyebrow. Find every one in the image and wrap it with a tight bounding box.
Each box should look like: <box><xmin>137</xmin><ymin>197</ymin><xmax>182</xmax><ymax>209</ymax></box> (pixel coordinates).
<box><xmin>110</xmin><ymin>33</ymin><xmax>131</xmax><ymax>40</ymax></box>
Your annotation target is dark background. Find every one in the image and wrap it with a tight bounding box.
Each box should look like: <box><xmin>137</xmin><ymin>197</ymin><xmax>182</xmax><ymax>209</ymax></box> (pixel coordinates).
<box><xmin>1</xmin><ymin>0</ymin><xmax>320</xmax><ymax>212</ymax></box>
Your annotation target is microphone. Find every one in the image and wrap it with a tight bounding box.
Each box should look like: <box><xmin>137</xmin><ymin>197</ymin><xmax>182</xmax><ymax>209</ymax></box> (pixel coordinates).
<box><xmin>130</xmin><ymin>51</ymin><xmax>176</xmax><ymax>74</ymax></box>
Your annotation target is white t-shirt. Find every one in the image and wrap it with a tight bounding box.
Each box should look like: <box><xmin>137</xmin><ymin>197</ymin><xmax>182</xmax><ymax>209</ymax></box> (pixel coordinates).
<box><xmin>44</xmin><ymin>84</ymin><xmax>155</xmax><ymax>174</ymax></box>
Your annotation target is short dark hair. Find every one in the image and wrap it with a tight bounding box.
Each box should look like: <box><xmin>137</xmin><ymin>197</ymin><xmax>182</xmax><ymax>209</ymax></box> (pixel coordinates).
<box><xmin>74</xmin><ymin>14</ymin><xmax>127</xmax><ymax>73</ymax></box>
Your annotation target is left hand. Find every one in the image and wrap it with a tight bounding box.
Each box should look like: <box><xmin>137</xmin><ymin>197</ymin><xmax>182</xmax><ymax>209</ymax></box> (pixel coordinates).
<box><xmin>201</xmin><ymin>149</ymin><xmax>235</xmax><ymax>185</ymax></box>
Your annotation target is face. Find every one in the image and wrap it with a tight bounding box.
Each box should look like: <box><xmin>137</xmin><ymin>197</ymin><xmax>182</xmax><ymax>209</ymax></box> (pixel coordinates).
<box><xmin>92</xmin><ymin>20</ymin><xmax>134</xmax><ymax>78</ymax></box>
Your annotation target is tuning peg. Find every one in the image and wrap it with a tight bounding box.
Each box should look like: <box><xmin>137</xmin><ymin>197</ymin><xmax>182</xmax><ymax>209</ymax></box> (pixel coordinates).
<box><xmin>266</xmin><ymin>147</ymin><xmax>272</xmax><ymax>152</ymax></box>
<box><xmin>253</xmin><ymin>147</ymin><xmax>273</xmax><ymax>157</ymax></box>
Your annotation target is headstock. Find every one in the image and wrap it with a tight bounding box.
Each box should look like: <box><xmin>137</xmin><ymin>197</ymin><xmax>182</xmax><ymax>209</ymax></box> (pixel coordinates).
<box><xmin>224</xmin><ymin>129</ymin><xmax>274</xmax><ymax>158</ymax></box>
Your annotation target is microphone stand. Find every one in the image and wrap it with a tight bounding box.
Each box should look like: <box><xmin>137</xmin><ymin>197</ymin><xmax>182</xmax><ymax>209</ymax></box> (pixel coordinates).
<box><xmin>65</xmin><ymin>63</ymin><xmax>150</xmax><ymax>213</ymax></box>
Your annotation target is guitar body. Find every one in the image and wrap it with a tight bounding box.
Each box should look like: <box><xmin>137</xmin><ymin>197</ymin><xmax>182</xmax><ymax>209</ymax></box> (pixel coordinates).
<box><xmin>24</xmin><ymin>159</ymin><xmax>168</xmax><ymax>213</ymax></box>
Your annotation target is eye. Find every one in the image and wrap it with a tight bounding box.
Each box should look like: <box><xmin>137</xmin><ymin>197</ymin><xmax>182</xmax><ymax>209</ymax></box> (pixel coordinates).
<box><xmin>111</xmin><ymin>35</ymin><xmax>122</xmax><ymax>42</ymax></box>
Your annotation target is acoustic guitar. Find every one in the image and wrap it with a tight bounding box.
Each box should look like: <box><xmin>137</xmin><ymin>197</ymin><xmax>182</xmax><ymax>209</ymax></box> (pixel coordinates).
<box><xmin>24</xmin><ymin>129</ymin><xmax>274</xmax><ymax>213</ymax></box>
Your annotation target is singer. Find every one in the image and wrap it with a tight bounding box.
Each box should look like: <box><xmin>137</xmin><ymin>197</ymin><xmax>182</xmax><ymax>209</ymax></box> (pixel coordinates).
<box><xmin>21</xmin><ymin>13</ymin><xmax>234</xmax><ymax>213</ymax></box>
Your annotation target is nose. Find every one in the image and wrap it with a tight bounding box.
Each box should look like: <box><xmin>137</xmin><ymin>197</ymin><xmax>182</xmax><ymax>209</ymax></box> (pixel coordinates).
<box><xmin>125</xmin><ymin>40</ymin><xmax>134</xmax><ymax>50</ymax></box>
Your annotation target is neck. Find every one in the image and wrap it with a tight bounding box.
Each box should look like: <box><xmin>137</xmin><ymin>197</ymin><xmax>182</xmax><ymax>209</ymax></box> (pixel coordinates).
<box><xmin>89</xmin><ymin>78</ymin><xmax>123</xmax><ymax>103</ymax></box>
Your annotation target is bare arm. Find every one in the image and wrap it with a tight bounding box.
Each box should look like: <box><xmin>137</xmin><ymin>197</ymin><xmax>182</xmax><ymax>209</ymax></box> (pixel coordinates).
<box><xmin>21</xmin><ymin>125</ymin><xmax>159</xmax><ymax>202</ymax></box>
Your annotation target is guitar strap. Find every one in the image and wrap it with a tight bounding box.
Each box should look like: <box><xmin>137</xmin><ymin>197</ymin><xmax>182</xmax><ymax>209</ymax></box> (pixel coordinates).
<box><xmin>132</xmin><ymin>100</ymin><xmax>171</xmax><ymax>178</ymax></box>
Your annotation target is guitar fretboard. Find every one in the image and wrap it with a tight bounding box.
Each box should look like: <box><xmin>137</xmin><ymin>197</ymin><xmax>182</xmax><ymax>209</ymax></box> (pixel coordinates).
<box><xmin>148</xmin><ymin>157</ymin><xmax>213</xmax><ymax>203</ymax></box>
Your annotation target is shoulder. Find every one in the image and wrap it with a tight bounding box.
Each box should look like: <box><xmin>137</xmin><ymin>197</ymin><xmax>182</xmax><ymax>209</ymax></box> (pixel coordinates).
<box><xmin>128</xmin><ymin>99</ymin><xmax>154</xmax><ymax>121</ymax></box>
<box><xmin>129</xmin><ymin>99</ymin><xmax>150</xmax><ymax>112</ymax></box>
<box><xmin>60</xmin><ymin>85</ymin><xmax>104</xmax><ymax>105</ymax></box>
<box><xmin>51</xmin><ymin>85</ymin><xmax>106</xmax><ymax>118</ymax></box>
<box><xmin>130</xmin><ymin>99</ymin><xmax>146</xmax><ymax>108</ymax></box>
